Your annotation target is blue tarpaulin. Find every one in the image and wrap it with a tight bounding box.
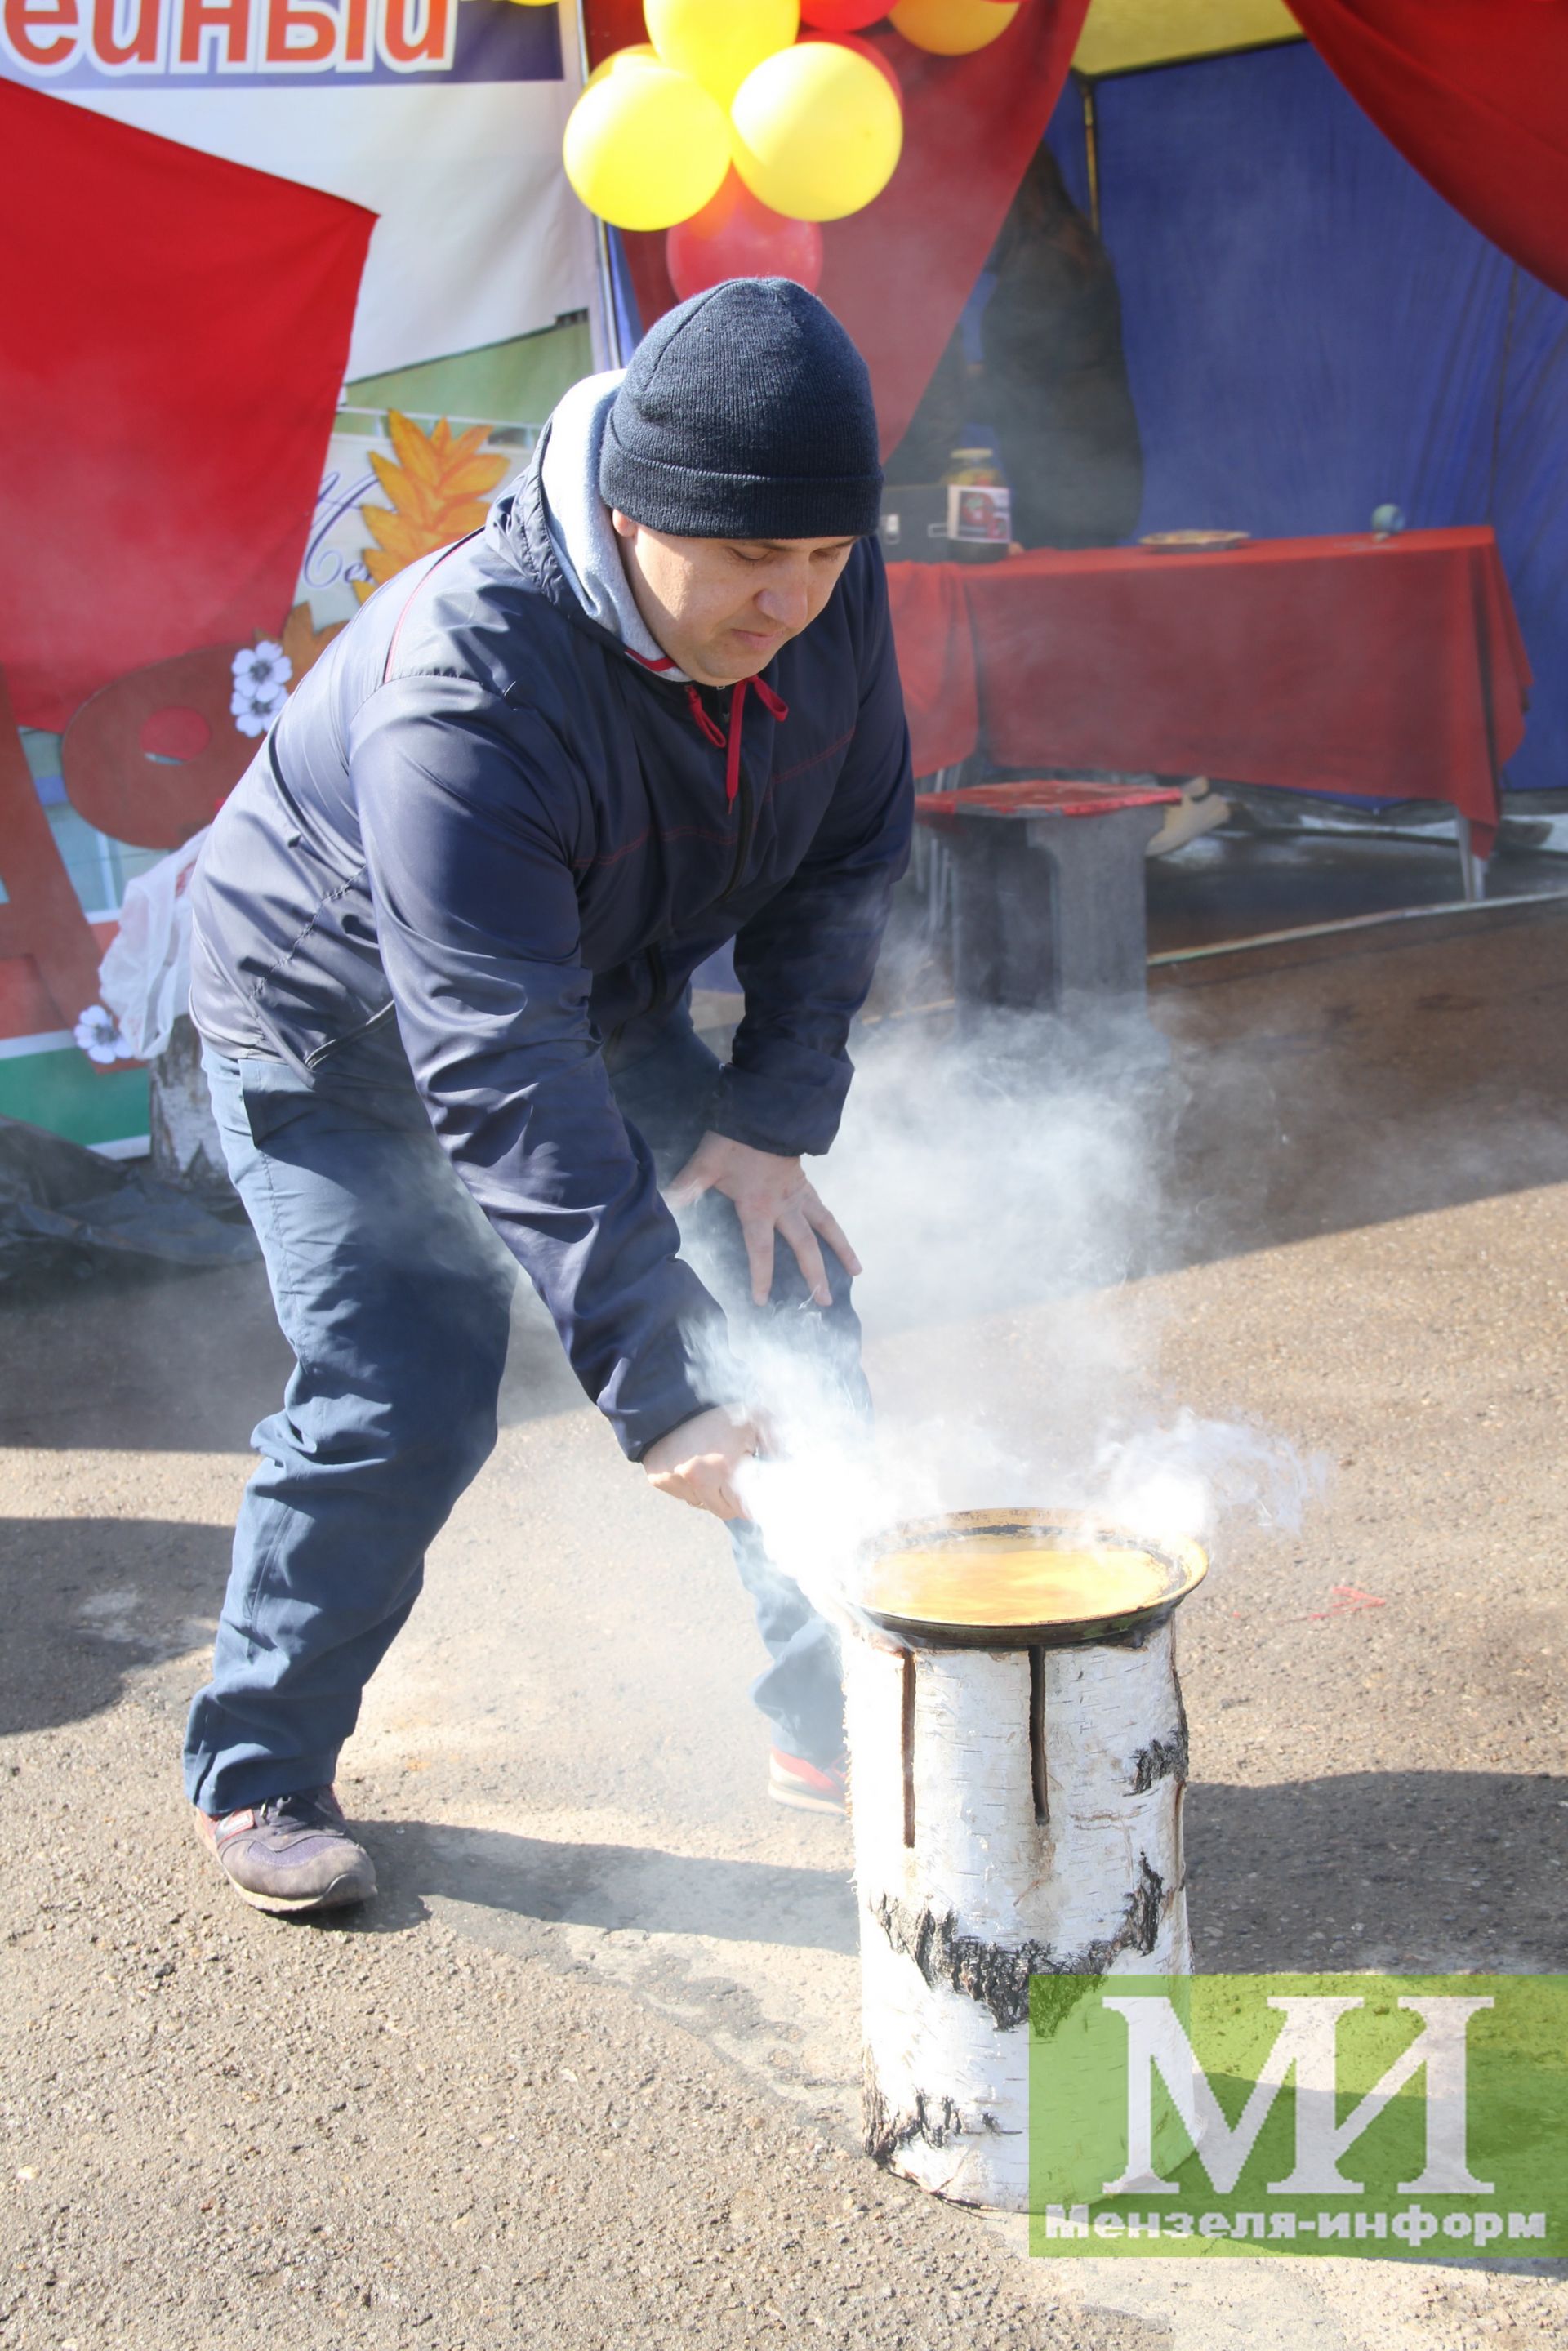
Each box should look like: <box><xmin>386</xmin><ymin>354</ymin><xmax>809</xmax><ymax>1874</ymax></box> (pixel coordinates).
<box><xmin>1040</xmin><ymin>43</ymin><xmax>1568</xmax><ymax>795</ymax></box>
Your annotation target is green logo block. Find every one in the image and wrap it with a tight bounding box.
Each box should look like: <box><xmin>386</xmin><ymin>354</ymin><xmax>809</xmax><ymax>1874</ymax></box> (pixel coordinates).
<box><xmin>1029</xmin><ymin>1975</ymin><xmax>1568</xmax><ymax>2257</ymax></box>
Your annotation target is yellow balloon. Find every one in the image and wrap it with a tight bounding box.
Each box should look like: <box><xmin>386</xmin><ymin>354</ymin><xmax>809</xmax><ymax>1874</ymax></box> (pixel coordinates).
<box><xmin>583</xmin><ymin>40</ymin><xmax>657</xmax><ymax>88</ymax></box>
<box><xmin>889</xmin><ymin>0</ymin><xmax>1018</xmax><ymax>54</ymax></box>
<box><xmin>731</xmin><ymin>42</ymin><xmax>903</xmax><ymax>224</ymax></box>
<box><xmin>645</xmin><ymin>0</ymin><xmax>800</xmax><ymax>105</ymax></box>
<box><xmin>564</xmin><ymin>56</ymin><xmax>732</xmax><ymax>231</ymax></box>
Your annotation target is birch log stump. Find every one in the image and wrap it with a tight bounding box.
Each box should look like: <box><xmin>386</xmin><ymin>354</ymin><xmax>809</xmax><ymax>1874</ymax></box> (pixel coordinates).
<box><xmin>149</xmin><ymin>1014</ymin><xmax>230</xmax><ymax>1199</ymax></box>
<box><xmin>845</xmin><ymin>1621</ymin><xmax>1192</xmax><ymax>2210</ymax></box>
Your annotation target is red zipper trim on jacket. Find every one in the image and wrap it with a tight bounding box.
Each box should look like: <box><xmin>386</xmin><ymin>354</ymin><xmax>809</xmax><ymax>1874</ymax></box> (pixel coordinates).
<box><xmin>684</xmin><ymin>683</ymin><xmax>726</xmax><ymax>750</ymax></box>
<box><xmin>684</xmin><ymin>675</ymin><xmax>789</xmax><ymax>804</ymax></box>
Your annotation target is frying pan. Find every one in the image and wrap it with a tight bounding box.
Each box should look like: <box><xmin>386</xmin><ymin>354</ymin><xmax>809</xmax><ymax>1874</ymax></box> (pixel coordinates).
<box><xmin>859</xmin><ymin>1505</ymin><xmax>1209</xmax><ymax>1651</ymax></box>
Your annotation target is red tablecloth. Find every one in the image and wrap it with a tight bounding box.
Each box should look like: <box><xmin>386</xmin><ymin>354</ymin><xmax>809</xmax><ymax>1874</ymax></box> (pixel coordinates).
<box><xmin>887</xmin><ymin>528</ymin><xmax>1531</xmax><ymax>859</ymax></box>
<box><xmin>880</xmin><ymin>559</ymin><xmax>978</xmax><ymax>778</ymax></box>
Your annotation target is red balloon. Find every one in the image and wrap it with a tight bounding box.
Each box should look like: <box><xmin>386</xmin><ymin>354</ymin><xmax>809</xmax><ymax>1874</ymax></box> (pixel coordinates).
<box><xmin>799</xmin><ymin>0</ymin><xmax>887</xmax><ymax>27</ymax></box>
<box><xmin>800</xmin><ymin>27</ymin><xmax>902</xmax><ymax>95</ymax></box>
<box><xmin>666</xmin><ymin>171</ymin><xmax>824</xmax><ymax>299</ymax></box>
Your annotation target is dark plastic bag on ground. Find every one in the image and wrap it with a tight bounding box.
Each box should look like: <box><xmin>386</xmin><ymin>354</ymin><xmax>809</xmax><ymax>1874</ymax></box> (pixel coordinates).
<box><xmin>0</xmin><ymin>1115</ymin><xmax>255</xmax><ymax>1282</ymax></box>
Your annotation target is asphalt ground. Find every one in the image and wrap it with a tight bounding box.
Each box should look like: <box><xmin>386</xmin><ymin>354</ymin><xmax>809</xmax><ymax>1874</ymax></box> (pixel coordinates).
<box><xmin>5</xmin><ymin>894</ymin><xmax>1568</xmax><ymax>2349</ymax></box>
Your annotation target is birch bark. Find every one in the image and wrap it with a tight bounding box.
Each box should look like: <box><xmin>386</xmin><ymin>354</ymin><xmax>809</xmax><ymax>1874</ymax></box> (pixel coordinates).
<box><xmin>846</xmin><ymin>1621</ymin><xmax>1192</xmax><ymax>2209</ymax></box>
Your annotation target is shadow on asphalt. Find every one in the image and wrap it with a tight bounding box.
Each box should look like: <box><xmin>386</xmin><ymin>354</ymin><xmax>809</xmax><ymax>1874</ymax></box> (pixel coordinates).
<box><xmin>0</xmin><ymin>1257</ymin><xmax>581</xmax><ymax>1456</ymax></box>
<box><xmin>346</xmin><ymin>1818</ymin><xmax>858</xmax><ymax>1956</ymax></box>
<box><xmin>309</xmin><ymin>1774</ymin><xmax>1568</xmax><ymax>1982</ymax></box>
<box><xmin>0</xmin><ymin>1513</ymin><xmax>227</xmax><ymax>1735</ymax></box>
<box><xmin>1187</xmin><ymin>1770</ymin><xmax>1568</xmax><ymax>1972</ymax></box>
<box><xmin>1152</xmin><ymin>904</ymin><xmax>1568</xmax><ymax>1276</ymax></box>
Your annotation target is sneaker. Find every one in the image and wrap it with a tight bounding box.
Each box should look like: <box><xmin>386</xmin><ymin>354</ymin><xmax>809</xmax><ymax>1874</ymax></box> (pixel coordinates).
<box><xmin>194</xmin><ymin>1784</ymin><xmax>377</xmax><ymax>1915</ymax></box>
<box><xmin>768</xmin><ymin>1748</ymin><xmax>847</xmax><ymax>1816</ymax></box>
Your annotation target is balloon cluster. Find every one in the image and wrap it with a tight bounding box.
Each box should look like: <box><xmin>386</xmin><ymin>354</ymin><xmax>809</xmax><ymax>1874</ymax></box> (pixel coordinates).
<box><xmin>563</xmin><ymin>0</ymin><xmax>1022</xmax><ymax>299</ymax></box>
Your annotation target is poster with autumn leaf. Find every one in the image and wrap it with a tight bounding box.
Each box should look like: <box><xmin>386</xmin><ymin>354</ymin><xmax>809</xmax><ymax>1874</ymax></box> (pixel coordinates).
<box><xmin>354</xmin><ymin>414</ymin><xmax>513</xmax><ymax>602</ymax></box>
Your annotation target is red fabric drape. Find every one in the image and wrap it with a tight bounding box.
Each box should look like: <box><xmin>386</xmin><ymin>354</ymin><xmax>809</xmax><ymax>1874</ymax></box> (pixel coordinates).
<box><xmin>1286</xmin><ymin>0</ymin><xmax>1568</xmax><ymax>302</ymax></box>
<box><xmin>887</xmin><ymin>531</ymin><xmax>1530</xmax><ymax>854</ymax></box>
<box><xmin>581</xmin><ymin>0</ymin><xmax>1090</xmax><ymax>451</ymax></box>
<box><xmin>885</xmin><ymin>561</ymin><xmax>978</xmax><ymax>774</ymax></box>
<box><xmin>0</xmin><ymin>83</ymin><xmax>372</xmax><ymax>733</ymax></box>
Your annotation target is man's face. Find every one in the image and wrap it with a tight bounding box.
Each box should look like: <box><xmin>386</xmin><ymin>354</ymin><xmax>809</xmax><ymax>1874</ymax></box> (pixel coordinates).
<box><xmin>612</xmin><ymin>513</ymin><xmax>857</xmax><ymax>688</ymax></box>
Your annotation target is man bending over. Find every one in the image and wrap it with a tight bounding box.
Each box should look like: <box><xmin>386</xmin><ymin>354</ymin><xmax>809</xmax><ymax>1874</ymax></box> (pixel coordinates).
<box><xmin>185</xmin><ymin>279</ymin><xmax>911</xmax><ymax>1913</ymax></box>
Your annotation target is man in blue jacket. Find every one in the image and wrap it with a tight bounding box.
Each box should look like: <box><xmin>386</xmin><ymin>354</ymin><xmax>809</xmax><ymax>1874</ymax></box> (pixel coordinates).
<box><xmin>185</xmin><ymin>279</ymin><xmax>912</xmax><ymax>1913</ymax></box>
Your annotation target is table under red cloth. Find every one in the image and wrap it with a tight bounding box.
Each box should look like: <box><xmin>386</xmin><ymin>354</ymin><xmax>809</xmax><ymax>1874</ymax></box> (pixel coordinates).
<box><xmin>880</xmin><ymin>559</ymin><xmax>978</xmax><ymax>778</ymax></box>
<box><xmin>886</xmin><ymin>528</ymin><xmax>1531</xmax><ymax>859</ymax></box>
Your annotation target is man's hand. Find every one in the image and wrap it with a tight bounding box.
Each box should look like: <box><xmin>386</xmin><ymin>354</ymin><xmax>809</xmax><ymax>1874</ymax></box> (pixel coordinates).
<box><xmin>666</xmin><ymin>1131</ymin><xmax>862</xmax><ymax>1307</ymax></box>
<box><xmin>642</xmin><ymin>1405</ymin><xmax>760</xmax><ymax>1521</ymax></box>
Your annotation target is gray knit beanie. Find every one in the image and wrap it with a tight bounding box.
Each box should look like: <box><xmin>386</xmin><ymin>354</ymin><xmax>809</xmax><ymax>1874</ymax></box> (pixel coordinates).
<box><xmin>599</xmin><ymin>278</ymin><xmax>883</xmax><ymax>541</ymax></box>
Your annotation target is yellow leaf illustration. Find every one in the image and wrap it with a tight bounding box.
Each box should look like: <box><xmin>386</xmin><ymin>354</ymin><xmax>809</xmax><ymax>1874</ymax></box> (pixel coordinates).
<box><xmin>361</xmin><ymin>506</ymin><xmax>435</xmax><ymax>564</ymax></box>
<box><xmin>366</xmin><ymin>452</ymin><xmax>445</xmax><ymax>533</ymax></box>
<box><xmin>441</xmin><ymin>453</ymin><xmax>512</xmax><ymax>502</ymax></box>
<box><xmin>354</xmin><ymin>411</ymin><xmax>512</xmax><ymax>603</ymax></box>
<box><xmin>443</xmin><ymin>499</ymin><xmax>498</xmax><ymax>538</ymax></box>
<box><xmin>360</xmin><ymin>547</ymin><xmax>412</xmax><ymax>590</ymax></box>
<box><xmin>386</xmin><ymin>409</ymin><xmax>446</xmax><ymax>492</ymax></box>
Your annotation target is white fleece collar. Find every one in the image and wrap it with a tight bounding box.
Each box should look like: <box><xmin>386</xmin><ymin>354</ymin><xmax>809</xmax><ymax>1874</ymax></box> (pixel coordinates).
<box><xmin>539</xmin><ymin>371</ymin><xmax>691</xmax><ymax>684</ymax></box>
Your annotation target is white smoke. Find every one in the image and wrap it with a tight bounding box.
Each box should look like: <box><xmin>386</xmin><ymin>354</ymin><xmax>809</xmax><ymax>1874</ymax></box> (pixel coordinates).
<box><xmin>687</xmin><ymin>1009</ymin><xmax>1325</xmax><ymax>1622</ymax></box>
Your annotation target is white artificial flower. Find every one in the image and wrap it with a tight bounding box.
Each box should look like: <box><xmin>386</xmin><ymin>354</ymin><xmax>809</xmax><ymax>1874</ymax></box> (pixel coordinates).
<box><xmin>231</xmin><ymin>679</ymin><xmax>287</xmax><ymax>737</ymax></box>
<box><xmin>74</xmin><ymin>1004</ymin><xmax>131</xmax><ymax>1066</ymax></box>
<box><xmin>231</xmin><ymin>639</ymin><xmax>292</xmax><ymax>696</ymax></box>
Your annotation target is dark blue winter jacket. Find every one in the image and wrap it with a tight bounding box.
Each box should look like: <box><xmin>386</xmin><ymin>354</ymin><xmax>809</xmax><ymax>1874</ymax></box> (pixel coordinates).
<box><xmin>189</xmin><ymin>453</ymin><xmax>913</xmax><ymax>1458</ymax></box>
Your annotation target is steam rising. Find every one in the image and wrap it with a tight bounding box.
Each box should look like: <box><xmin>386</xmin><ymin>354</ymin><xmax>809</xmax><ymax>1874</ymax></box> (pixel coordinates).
<box><xmin>685</xmin><ymin>1011</ymin><xmax>1324</xmax><ymax>1627</ymax></box>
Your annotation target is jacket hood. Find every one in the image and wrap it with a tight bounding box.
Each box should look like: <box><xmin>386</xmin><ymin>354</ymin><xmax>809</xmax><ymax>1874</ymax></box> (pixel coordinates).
<box><xmin>536</xmin><ymin>371</ymin><xmax>692</xmax><ymax>683</ymax></box>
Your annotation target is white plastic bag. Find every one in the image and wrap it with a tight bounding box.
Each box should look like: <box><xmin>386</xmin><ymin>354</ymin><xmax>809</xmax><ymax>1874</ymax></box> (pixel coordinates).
<box><xmin>97</xmin><ymin>827</ymin><xmax>211</xmax><ymax>1062</ymax></box>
